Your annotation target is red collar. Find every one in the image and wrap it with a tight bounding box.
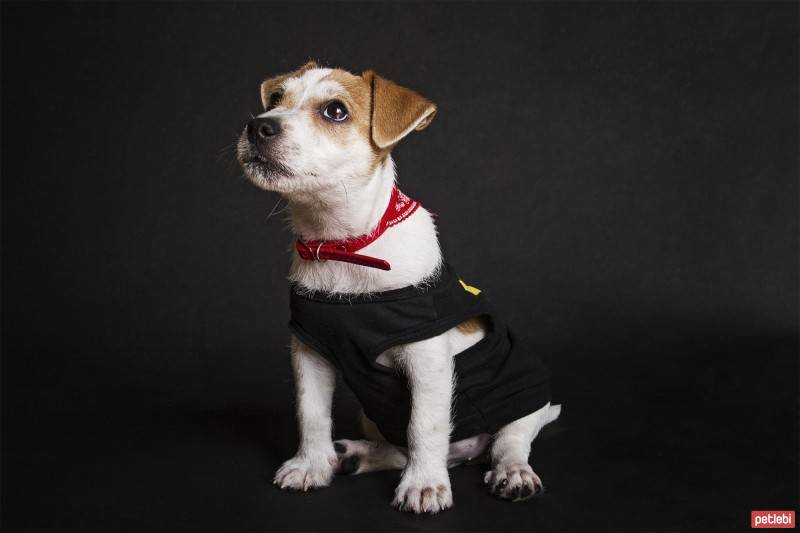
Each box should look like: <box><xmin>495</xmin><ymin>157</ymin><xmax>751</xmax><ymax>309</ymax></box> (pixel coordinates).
<box><xmin>295</xmin><ymin>186</ymin><xmax>420</xmax><ymax>271</ymax></box>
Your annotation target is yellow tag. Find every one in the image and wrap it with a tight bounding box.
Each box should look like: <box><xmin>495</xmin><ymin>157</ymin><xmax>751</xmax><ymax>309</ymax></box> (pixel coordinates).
<box><xmin>459</xmin><ymin>279</ymin><xmax>481</xmax><ymax>296</ymax></box>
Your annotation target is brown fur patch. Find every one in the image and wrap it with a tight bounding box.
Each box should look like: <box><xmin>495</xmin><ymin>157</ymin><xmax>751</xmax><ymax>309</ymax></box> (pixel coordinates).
<box><xmin>316</xmin><ymin>70</ymin><xmax>373</xmax><ymax>142</ymax></box>
<box><xmin>363</xmin><ymin>70</ymin><xmax>437</xmax><ymax>149</ymax></box>
<box><xmin>456</xmin><ymin>317</ymin><xmax>486</xmax><ymax>335</ymax></box>
<box><xmin>259</xmin><ymin>61</ymin><xmax>320</xmax><ymax>110</ymax></box>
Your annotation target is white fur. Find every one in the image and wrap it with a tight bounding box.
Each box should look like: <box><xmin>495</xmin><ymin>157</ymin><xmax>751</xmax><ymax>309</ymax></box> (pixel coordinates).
<box><xmin>483</xmin><ymin>403</ymin><xmax>561</xmax><ymax>501</ymax></box>
<box><xmin>239</xmin><ymin>67</ymin><xmax>561</xmax><ymax>514</ymax></box>
<box><xmin>273</xmin><ymin>336</ymin><xmax>337</xmax><ymax>491</ymax></box>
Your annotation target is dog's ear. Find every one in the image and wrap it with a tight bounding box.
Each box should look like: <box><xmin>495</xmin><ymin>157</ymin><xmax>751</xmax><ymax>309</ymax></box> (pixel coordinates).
<box><xmin>363</xmin><ymin>70</ymin><xmax>437</xmax><ymax>150</ymax></box>
<box><xmin>299</xmin><ymin>59</ymin><xmax>319</xmax><ymax>71</ymax></box>
<box><xmin>260</xmin><ymin>73</ymin><xmax>288</xmax><ymax>110</ymax></box>
<box><xmin>259</xmin><ymin>60</ymin><xmax>322</xmax><ymax>110</ymax></box>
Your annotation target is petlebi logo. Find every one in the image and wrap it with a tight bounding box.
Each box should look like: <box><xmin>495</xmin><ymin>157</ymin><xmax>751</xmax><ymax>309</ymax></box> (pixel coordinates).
<box><xmin>751</xmin><ymin>511</ymin><xmax>795</xmax><ymax>529</ymax></box>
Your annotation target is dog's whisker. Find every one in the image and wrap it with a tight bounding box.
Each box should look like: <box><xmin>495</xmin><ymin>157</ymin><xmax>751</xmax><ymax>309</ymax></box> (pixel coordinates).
<box><xmin>341</xmin><ymin>181</ymin><xmax>349</xmax><ymax>208</ymax></box>
<box><xmin>266</xmin><ymin>197</ymin><xmax>288</xmax><ymax>221</ymax></box>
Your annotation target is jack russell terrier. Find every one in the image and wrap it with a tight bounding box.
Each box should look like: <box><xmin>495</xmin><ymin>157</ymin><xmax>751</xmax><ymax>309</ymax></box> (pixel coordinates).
<box><xmin>237</xmin><ymin>61</ymin><xmax>561</xmax><ymax>514</ymax></box>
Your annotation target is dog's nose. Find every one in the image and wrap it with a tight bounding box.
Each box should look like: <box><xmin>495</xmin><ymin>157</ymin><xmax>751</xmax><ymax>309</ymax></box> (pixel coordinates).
<box><xmin>247</xmin><ymin>117</ymin><xmax>281</xmax><ymax>144</ymax></box>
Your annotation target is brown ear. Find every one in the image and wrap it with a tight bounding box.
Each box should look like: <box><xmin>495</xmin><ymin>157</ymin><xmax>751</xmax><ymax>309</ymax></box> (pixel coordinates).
<box><xmin>364</xmin><ymin>70</ymin><xmax>437</xmax><ymax>150</ymax></box>
<box><xmin>259</xmin><ymin>60</ymin><xmax>321</xmax><ymax>109</ymax></box>
<box><xmin>299</xmin><ymin>58</ymin><xmax>320</xmax><ymax>71</ymax></box>
<box><xmin>260</xmin><ymin>73</ymin><xmax>288</xmax><ymax>110</ymax></box>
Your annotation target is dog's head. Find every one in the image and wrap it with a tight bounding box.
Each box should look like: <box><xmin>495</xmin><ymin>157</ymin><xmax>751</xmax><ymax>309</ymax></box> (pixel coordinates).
<box><xmin>237</xmin><ymin>61</ymin><xmax>436</xmax><ymax>197</ymax></box>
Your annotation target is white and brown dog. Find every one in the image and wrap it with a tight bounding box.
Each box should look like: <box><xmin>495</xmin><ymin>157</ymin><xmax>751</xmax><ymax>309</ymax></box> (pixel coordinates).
<box><xmin>238</xmin><ymin>61</ymin><xmax>560</xmax><ymax>514</ymax></box>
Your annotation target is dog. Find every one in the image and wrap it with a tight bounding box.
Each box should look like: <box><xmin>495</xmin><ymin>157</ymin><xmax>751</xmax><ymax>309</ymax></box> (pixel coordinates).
<box><xmin>237</xmin><ymin>61</ymin><xmax>561</xmax><ymax>514</ymax></box>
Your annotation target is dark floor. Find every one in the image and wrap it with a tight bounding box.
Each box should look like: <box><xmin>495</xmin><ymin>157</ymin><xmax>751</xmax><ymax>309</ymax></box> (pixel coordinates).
<box><xmin>4</xmin><ymin>339</ymin><xmax>796</xmax><ymax>532</ymax></box>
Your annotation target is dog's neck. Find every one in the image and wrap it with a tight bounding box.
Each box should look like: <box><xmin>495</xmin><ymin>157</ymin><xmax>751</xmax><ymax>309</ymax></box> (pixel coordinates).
<box><xmin>287</xmin><ymin>158</ymin><xmax>396</xmax><ymax>242</ymax></box>
<box><xmin>285</xmin><ymin>156</ymin><xmax>443</xmax><ymax>295</ymax></box>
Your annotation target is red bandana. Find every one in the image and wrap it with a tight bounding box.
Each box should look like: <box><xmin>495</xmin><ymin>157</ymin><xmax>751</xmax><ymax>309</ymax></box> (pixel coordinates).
<box><xmin>295</xmin><ymin>186</ymin><xmax>421</xmax><ymax>271</ymax></box>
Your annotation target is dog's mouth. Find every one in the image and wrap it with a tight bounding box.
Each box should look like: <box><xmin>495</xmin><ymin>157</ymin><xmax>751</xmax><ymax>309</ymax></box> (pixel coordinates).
<box><xmin>242</xmin><ymin>152</ymin><xmax>271</xmax><ymax>167</ymax></box>
<box><xmin>241</xmin><ymin>154</ymin><xmax>291</xmax><ymax>178</ymax></box>
<box><xmin>237</xmin><ymin>137</ymin><xmax>293</xmax><ymax>184</ymax></box>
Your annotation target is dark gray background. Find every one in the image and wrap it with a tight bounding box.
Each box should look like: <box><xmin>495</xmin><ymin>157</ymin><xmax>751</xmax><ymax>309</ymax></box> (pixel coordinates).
<box><xmin>2</xmin><ymin>2</ymin><xmax>797</xmax><ymax>531</ymax></box>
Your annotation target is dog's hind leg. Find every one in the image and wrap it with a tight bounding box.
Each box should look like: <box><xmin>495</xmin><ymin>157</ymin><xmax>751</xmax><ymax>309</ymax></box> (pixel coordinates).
<box><xmin>334</xmin><ymin>411</ymin><xmax>407</xmax><ymax>474</ymax></box>
<box><xmin>333</xmin><ymin>435</ymin><xmax>494</xmax><ymax>475</ymax></box>
<box><xmin>333</xmin><ymin>438</ymin><xmax>408</xmax><ymax>474</ymax></box>
<box><xmin>447</xmin><ymin>433</ymin><xmax>492</xmax><ymax>467</ymax></box>
<box><xmin>483</xmin><ymin>402</ymin><xmax>561</xmax><ymax>502</ymax></box>
<box><xmin>334</xmin><ymin>412</ymin><xmax>492</xmax><ymax>475</ymax></box>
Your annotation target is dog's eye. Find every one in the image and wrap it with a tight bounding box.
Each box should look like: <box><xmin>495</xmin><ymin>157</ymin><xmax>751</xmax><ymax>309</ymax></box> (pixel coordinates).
<box><xmin>266</xmin><ymin>92</ymin><xmax>282</xmax><ymax>111</ymax></box>
<box><xmin>321</xmin><ymin>101</ymin><xmax>349</xmax><ymax>122</ymax></box>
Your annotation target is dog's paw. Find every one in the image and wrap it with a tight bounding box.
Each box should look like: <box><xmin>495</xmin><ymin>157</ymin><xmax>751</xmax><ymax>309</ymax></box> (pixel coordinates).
<box><xmin>391</xmin><ymin>469</ymin><xmax>453</xmax><ymax>514</ymax></box>
<box><xmin>273</xmin><ymin>454</ymin><xmax>335</xmax><ymax>492</ymax></box>
<box><xmin>333</xmin><ymin>439</ymin><xmax>365</xmax><ymax>475</ymax></box>
<box><xmin>483</xmin><ymin>462</ymin><xmax>543</xmax><ymax>501</ymax></box>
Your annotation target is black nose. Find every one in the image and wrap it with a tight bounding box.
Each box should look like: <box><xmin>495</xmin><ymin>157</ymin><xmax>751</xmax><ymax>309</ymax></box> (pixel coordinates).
<box><xmin>247</xmin><ymin>117</ymin><xmax>281</xmax><ymax>144</ymax></box>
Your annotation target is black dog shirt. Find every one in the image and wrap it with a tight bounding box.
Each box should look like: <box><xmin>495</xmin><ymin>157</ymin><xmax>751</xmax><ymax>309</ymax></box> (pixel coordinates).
<box><xmin>288</xmin><ymin>263</ymin><xmax>551</xmax><ymax>447</ymax></box>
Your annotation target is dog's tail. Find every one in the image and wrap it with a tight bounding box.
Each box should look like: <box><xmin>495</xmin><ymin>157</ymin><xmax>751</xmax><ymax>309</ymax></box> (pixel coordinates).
<box><xmin>544</xmin><ymin>403</ymin><xmax>562</xmax><ymax>426</ymax></box>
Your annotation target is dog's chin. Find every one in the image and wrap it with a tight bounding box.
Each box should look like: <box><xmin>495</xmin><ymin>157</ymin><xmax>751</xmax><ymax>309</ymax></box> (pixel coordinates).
<box><xmin>240</xmin><ymin>156</ymin><xmax>294</xmax><ymax>192</ymax></box>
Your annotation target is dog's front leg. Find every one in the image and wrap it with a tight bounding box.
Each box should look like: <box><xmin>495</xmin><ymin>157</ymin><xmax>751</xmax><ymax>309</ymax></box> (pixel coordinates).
<box><xmin>391</xmin><ymin>335</ymin><xmax>454</xmax><ymax>514</ymax></box>
<box><xmin>273</xmin><ymin>336</ymin><xmax>337</xmax><ymax>491</ymax></box>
